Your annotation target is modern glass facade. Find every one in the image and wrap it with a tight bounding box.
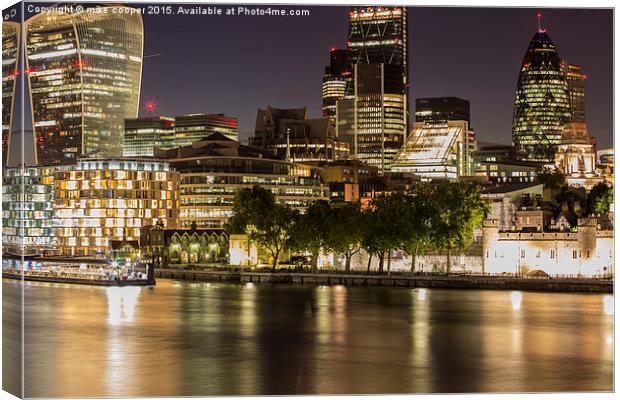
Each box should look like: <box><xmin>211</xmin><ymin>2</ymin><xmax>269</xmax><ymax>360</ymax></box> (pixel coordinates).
<box><xmin>322</xmin><ymin>48</ymin><xmax>351</xmax><ymax>123</ymax></box>
<box><xmin>25</xmin><ymin>7</ymin><xmax>144</xmax><ymax>165</ymax></box>
<box><xmin>512</xmin><ymin>29</ymin><xmax>571</xmax><ymax>163</ymax></box>
<box><xmin>123</xmin><ymin>116</ymin><xmax>175</xmax><ymax>157</ymax></box>
<box><xmin>391</xmin><ymin>121</ymin><xmax>475</xmax><ymax>181</ymax></box>
<box><xmin>2</xmin><ymin>22</ymin><xmax>19</xmax><ymax>166</ymax></box>
<box><xmin>415</xmin><ymin>97</ymin><xmax>471</xmax><ymax>126</ymax></box>
<box><xmin>338</xmin><ymin>64</ymin><xmax>407</xmax><ymax>171</ymax></box>
<box><xmin>2</xmin><ymin>167</ymin><xmax>56</xmax><ymax>256</ymax></box>
<box><xmin>341</xmin><ymin>6</ymin><xmax>409</xmax><ymax>172</ymax></box>
<box><xmin>53</xmin><ymin>159</ymin><xmax>179</xmax><ymax>257</ymax></box>
<box><xmin>562</xmin><ymin>63</ymin><xmax>586</xmax><ymax>124</ymax></box>
<box><xmin>174</xmin><ymin>114</ymin><xmax>238</xmax><ymax>146</ymax></box>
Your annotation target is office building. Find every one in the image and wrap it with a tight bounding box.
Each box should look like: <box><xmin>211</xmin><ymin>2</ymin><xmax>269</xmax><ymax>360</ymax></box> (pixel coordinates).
<box><xmin>53</xmin><ymin>159</ymin><xmax>179</xmax><ymax>257</ymax></box>
<box><xmin>415</xmin><ymin>97</ymin><xmax>471</xmax><ymax>126</ymax></box>
<box><xmin>174</xmin><ymin>113</ymin><xmax>238</xmax><ymax>146</ymax></box>
<box><xmin>250</xmin><ymin>106</ymin><xmax>349</xmax><ymax>163</ymax></box>
<box><xmin>2</xmin><ymin>22</ymin><xmax>19</xmax><ymax>167</ymax></box>
<box><xmin>155</xmin><ymin>133</ymin><xmax>329</xmax><ymax>229</ymax></box>
<box><xmin>512</xmin><ymin>24</ymin><xmax>571</xmax><ymax>162</ymax></box>
<box><xmin>391</xmin><ymin>120</ymin><xmax>475</xmax><ymax>181</ymax></box>
<box><xmin>2</xmin><ymin>167</ymin><xmax>56</xmax><ymax>256</ymax></box>
<box><xmin>337</xmin><ymin>64</ymin><xmax>407</xmax><ymax>171</ymax></box>
<box><xmin>25</xmin><ymin>7</ymin><xmax>144</xmax><ymax>165</ymax></box>
<box><xmin>322</xmin><ymin>48</ymin><xmax>352</xmax><ymax>123</ymax></box>
<box><xmin>562</xmin><ymin>62</ymin><xmax>586</xmax><ymax>124</ymax></box>
<box><xmin>340</xmin><ymin>6</ymin><xmax>409</xmax><ymax>172</ymax></box>
<box><xmin>123</xmin><ymin>116</ymin><xmax>175</xmax><ymax>157</ymax></box>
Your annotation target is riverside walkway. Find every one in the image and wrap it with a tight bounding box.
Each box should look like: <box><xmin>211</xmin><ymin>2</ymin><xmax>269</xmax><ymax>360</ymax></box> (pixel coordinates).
<box><xmin>155</xmin><ymin>269</ymin><xmax>613</xmax><ymax>293</ymax></box>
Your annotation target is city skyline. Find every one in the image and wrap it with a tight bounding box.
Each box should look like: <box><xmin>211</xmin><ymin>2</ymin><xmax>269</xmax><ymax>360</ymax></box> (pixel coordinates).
<box><xmin>10</xmin><ymin>6</ymin><xmax>612</xmax><ymax>167</ymax></box>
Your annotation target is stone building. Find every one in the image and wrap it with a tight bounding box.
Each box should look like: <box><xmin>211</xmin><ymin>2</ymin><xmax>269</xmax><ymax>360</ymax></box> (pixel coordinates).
<box><xmin>482</xmin><ymin>217</ymin><xmax>613</xmax><ymax>277</ymax></box>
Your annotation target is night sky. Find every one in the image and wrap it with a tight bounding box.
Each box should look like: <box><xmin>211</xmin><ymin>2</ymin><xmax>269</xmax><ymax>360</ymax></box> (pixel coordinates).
<box><xmin>12</xmin><ymin>5</ymin><xmax>614</xmax><ymax>165</ymax></box>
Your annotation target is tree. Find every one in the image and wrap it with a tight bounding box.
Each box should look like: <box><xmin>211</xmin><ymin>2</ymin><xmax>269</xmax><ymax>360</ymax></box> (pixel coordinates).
<box><xmin>403</xmin><ymin>184</ymin><xmax>435</xmax><ymax>274</ymax></box>
<box><xmin>429</xmin><ymin>182</ymin><xmax>490</xmax><ymax>274</ymax></box>
<box><xmin>288</xmin><ymin>200</ymin><xmax>332</xmax><ymax>270</ymax></box>
<box><xmin>535</xmin><ymin>166</ymin><xmax>566</xmax><ymax>190</ymax></box>
<box><xmin>588</xmin><ymin>183</ymin><xmax>614</xmax><ymax>215</ymax></box>
<box><xmin>324</xmin><ymin>202</ymin><xmax>365</xmax><ymax>273</ymax></box>
<box><xmin>362</xmin><ymin>193</ymin><xmax>411</xmax><ymax>274</ymax></box>
<box><xmin>226</xmin><ymin>186</ymin><xmax>298</xmax><ymax>271</ymax></box>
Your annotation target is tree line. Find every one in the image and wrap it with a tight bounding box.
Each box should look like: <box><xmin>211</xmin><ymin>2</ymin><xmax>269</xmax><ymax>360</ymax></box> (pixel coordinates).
<box><xmin>226</xmin><ymin>182</ymin><xmax>491</xmax><ymax>273</ymax></box>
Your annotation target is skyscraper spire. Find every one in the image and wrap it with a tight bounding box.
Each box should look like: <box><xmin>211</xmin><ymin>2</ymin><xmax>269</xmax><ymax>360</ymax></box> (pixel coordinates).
<box><xmin>537</xmin><ymin>12</ymin><xmax>544</xmax><ymax>33</ymax></box>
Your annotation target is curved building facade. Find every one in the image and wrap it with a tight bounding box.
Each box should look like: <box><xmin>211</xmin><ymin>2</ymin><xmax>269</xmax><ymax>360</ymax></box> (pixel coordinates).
<box><xmin>25</xmin><ymin>7</ymin><xmax>144</xmax><ymax>165</ymax></box>
<box><xmin>512</xmin><ymin>29</ymin><xmax>571</xmax><ymax>162</ymax></box>
<box><xmin>2</xmin><ymin>22</ymin><xmax>20</xmax><ymax>166</ymax></box>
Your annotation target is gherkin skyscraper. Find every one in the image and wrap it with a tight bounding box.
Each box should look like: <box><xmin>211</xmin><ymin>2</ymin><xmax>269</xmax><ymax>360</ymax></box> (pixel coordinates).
<box><xmin>512</xmin><ymin>26</ymin><xmax>571</xmax><ymax>162</ymax></box>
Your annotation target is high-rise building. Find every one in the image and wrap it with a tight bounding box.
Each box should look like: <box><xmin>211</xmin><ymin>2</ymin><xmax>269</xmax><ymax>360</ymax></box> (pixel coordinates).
<box><xmin>155</xmin><ymin>133</ymin><xmax>329</xmax><ymax>229</ymax></box>
<box><xmin>562</xmin><ymin>62</ymin><xmax>586</xmax><ymax>124</ymax></box>
<box><xmin>339</xmin><ymin>6</ymin><xmax>409</xmax><ymax>172</ymax></box>
<box><xmin>322</xmin><ymin>48</ymin><xmax>351</xmax><ymax>123</ymax></box>
<box><xmin>2</xmin><ymin>22</ymin><xmax>19</xmax><ymax>167</ymax></box>
<box><xmin>174</xmin><ymin>113</ymin><xmax>238</xmax><ymax>146</ymax></box>
<box><xmin>250</xmin><ymin>106</ymin><xmax>349</xmax><ymax>163</ymax></box>
<box><xmin>2</xmin><ymin>166</ymin><xmax>56</xmax><ymax>256</ymax></box>
<box><xmin>391</xmin><ymin>120</ymin><xmax>475</xmax><ymax>181</ymax></box>
<box><xmin>53</xmin><ymin>158</ymin><xmax>179</xmax><ymax>257</ymax></box>
<box><xmin>25</xmin><ymin>7</ymin><xmax>144</xmax><ymax>166</ymax></box>
<box><xmin>123</xmin><ymin>116</ymin><xmax>175</xmax><ymax>157</ymax></box>
<box><xmin>415</xmin><ymin>97</ymin><xmax>471</xmax><ymax>126</ymax></box>
<box><xmin>512</xmin><ymin>23</ymin><xmax>571</xmax><ymax>163</ymax></box>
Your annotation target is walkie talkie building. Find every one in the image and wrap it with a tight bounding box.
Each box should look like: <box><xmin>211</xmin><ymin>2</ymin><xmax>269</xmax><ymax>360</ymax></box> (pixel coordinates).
<box><xmin>25</xmin><ymin>6</ymin><xmax>144</xmax><ymax>166</ymax></box>
<box><xmin>2</xmin><ymin>22</ymin><xmax>20</xmax><ymax>167</ymax></box>
<box><xmin>512</xmin><ymin>26</ymin><xmax>571</xmax><ymax>162</ymax></box>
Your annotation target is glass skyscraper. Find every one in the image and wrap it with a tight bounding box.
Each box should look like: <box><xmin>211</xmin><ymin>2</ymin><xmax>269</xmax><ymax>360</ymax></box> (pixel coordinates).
<box><xmin>512</xmin><ymin>27</ymin><xmax>571</xmax><ymax>163</ymax></box>
<box><xmin>25</xmin><ymin>6</ymin><xmax>144</xmax><ymax>166</ymax></box>
<box><xmin>340</xmin><ymin>6</ymin><xmax>409</xmax><ymax>172</ymax></box>
<box><xmin>322</xmin><ymin>48</ymin><xmax>351</xmax><ymax>124</ymax></box>
<box><xmin>562</xmin><ymin>62</ymin><xmax>586</xmax><ymax>124</ymax></box>
<box><xmin>2</xmin><ymin>22</ymin><xmax>19</xmax><ymax>166</ymax></box>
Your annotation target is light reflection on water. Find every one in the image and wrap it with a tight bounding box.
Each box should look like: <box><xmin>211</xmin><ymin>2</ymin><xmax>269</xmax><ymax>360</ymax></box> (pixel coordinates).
<box><xmin>8</xmin><ymin>279</ymin><xmax>613</xmax><ymax>397</ymax></box>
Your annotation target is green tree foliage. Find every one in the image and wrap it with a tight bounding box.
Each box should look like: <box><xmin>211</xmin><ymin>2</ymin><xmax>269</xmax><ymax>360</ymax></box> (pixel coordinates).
<box><xmin>226</xmin><ymin>186</ymin><xmax>298</xmax><ymax>270</ymax></box>
<box><xmin>555</xmin><ymin>185</ymin><xmax>587</xmax><ymax>206</ymax></box>
<box><xmin>403</xmin><ymin>184</ymin><xmax>435</xmax><ymax>274</ymax></box>
<box><xmin>428</xmin><ymin>182</ymin><xmax>490</xmax><ymax>273</ymax></box>
<box><xmin>288</xmin><ymin>200</ymin><xmax>333</xmax><ymax>270</ymax></box>
<box><xmin>324</xmin><ymin>202</ymin><xmax>365</xmax><ymax>273</ymax></box>
<box><xmin>362</xmin><ymin>193</ymin><xmax>411</xmax><ymax>274</ymax></box>
<box><xmin>588</xmin><ymin>183</ymin><xmax>614</xmax><ymax>215</ymax></box>
<box><xmin>535</xmin><ymin>166</ymin><xmax>566</xmax><ymax>190</ymax></box>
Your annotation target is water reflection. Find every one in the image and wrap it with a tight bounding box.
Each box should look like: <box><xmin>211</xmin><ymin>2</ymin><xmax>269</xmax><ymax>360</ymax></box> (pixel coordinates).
<box><xmin>603</xmin><ymin>295</ymin><xmax>614</xmax><ymax>315</ymax></box>
<box><xmin>510</xmin><ymin>291</ymin><xmax>522</xmax><ymax>311</ymax></box>
<box><xmin>106</xmin><ymin>286</ymin><xmax>141</xmax><ymax>326</ymax></box>
<box><xmin>14</xmin><ymin>280</ymin><xmax>613</xmax><ymax>397</ymax></box>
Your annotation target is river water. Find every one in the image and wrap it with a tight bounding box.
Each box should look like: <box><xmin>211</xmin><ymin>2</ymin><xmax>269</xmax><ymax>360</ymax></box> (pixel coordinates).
<box><xmin>2</xmin><ymin>279</ymin><xmax>614</xmax><ymax>397</ymax></box>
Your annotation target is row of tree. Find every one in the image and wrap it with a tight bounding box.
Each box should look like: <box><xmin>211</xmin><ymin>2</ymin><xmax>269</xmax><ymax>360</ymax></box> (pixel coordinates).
<box><xmin>535</xmin><ymin>166</ymin><xmax>614</xmax><ymax>214</ymax></box>
<box><xmin>227</xmin><ymin>182</ymin><xmax>490</xmax><ymax>273</ymax></box>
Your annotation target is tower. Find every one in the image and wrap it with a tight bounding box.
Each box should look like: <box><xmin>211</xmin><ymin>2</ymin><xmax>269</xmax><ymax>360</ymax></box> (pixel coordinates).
<box><xmin>2</xmin><ymin>22</ymin><xmax>20</xmax><ymax>167</ymax></box>
<box><xmin>512</xmin><ymin>15</ymin><xmax>571</xmax><ymax>163</ymax></box>
<box><xmin>562</xmin><ymin>63</ymin><xmax>586</xmax><ymax>124</ymax></box>
<box><xmin>322</xmin><ymin>48</ymin><xmax>351</xmax><ymax>124</ymax></box>
<box><xmin>25</xmin><ymin>6</ymin><xmax>144</xmax><ymax>165</ymax></box>
<box><xmin>341</xmin><ymin>6</ymin><xmax>409</xmax><ymax>172</ymax></box>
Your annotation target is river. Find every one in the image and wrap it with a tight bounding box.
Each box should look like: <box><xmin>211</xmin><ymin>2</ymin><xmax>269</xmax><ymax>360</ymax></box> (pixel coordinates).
<box><xmin>2</xmin><ymin>279</ymin><xmax>614</xmax><ymax>397</ymax></box>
